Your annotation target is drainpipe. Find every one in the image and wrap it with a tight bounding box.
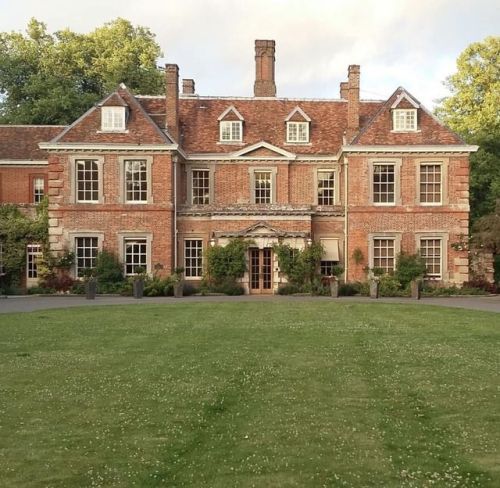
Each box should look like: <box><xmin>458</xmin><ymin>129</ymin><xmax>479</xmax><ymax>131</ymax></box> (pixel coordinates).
<box><xmin>173</xmin><ymin>154</ymin><xmax>178</xmax><ymax>270</ymax></box>
<box><xmin>344</xmin><ymin>157</ymin><xmax>349</xmax><ymax>281</ymax></box>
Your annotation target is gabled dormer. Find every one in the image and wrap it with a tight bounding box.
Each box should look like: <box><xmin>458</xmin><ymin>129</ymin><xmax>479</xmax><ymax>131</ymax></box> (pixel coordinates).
<box><xmin>218</xmin><ymin>105</ymin><xmax>244</xmax><ymax>143</ymax></box>
<box><xmin>390</xmin><ymin>90</ymin><xmax>420</xmax><ymax>132</ymax></box>
<box><xmin>99</xmin><ymin>91</ymin><xmax>129</xmax><ymax>132</ymax></box>
<box><xmin>285</xmin><ymin>106</ymin><xmax>311</xmax><ymax>143</ymax></box>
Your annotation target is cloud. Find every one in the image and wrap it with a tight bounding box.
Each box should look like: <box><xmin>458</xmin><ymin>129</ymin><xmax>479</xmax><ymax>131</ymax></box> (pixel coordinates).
<box><xmin>0</xmin><ymin>0</ymin><xmax>498</xmax><ymax>107</ymax></box>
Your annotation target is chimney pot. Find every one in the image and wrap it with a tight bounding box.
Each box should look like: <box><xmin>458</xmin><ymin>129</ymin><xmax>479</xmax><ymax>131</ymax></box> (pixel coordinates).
<box><xmin>254</xmin><ymin>39</ymin><xmax>276</xmax><ymax>97</ymax></box>
<box><xmin>347</xmin><ymin>64</ymin><xmax>360</xmax><ymax>142</ymax></box>
<box><xmin>182</xmin><ymin>78</ymin><xmax>195</xmax><ymax>95</ymax></box>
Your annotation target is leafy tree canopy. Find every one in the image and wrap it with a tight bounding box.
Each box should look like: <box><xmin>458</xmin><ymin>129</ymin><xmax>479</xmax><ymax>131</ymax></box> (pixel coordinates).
<box><xmin>0</xmin><ymin>18</ymin><xmax>164</xmax><ymax>124</ymax></box>
<box><xmin>435</xmin><ymin>36</ymin><xmax>499</xmax><ymax>139</ymax></box>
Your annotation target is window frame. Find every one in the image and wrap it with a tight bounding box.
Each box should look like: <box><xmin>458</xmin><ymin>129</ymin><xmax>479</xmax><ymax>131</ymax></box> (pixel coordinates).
<box><xmin>70</xmin><ymin>156</ymin><xmax>104</xmax><ymax>204</ymax></box>
<box><xmin>31</xmin><ymin>174</ymin><xmax>46</xmax><ymax>204</ymax></box>
<box><xmin>26</xmin><ymin>243</ymin><xmax>42</xmax><ymax>285</ymax></box>
<box><xmin>101</xmin><ymin>106</ymin><xmax>127</xmax><ymax>132</ymax></box>
<box><xmin>248</xmin><ymin>167</ymin><xmax>277</xmax><ymax>204</ymax></box>
<box><xmin>315</xmin><ymin>168</ymin><xmax>338</xmax><ymax>206</ymax></box>
<box><xmin>368</xmin><ymin>233</ymin><xmax>402</xmax><ymax>275</ymax></box>
<box><xmin>369</xmin><ymin>158</ymin><xmax>402</xmax><ymax>206</ymax></box>
<box><xmin>392</xmin><ymin>108</ymin><xmax>418</xmax><ymax>132</ymax></box>
<box><xmin>286</xmin><ymin>121</ymin><xmax>310</xmax><ymax>143</ymax></box>
<box><xmin>118</xmin><ymin>232</ymin><xmax>152</xmax><ymax>276</ymax></box>
<box><xmin>187</xmin><ymin>166</ymin><xmax>215</xmax><ymax>205</ymax></box>
<box><xmin>416</xmin><ymin>232</ymin><xmax>449</xmax><ymax>281</ymax></box>
<box><xmin>416</xmin><ymin>159</ymin><xmax>448</xmax><ymax>206</ymax></box>
<box><xmin>118</xmin><ymin>156</ymin><xmax>153</xmax><ymax>204</ymax></box>
<box><xmin>184</xmin><ymin>238</ymin><xmax>204</xmax><ymax>279</ymax></box>
<box><xmin>219</xmin><ymin>120</ymin><xmax>243</xmax><ymax>143</ymax></box>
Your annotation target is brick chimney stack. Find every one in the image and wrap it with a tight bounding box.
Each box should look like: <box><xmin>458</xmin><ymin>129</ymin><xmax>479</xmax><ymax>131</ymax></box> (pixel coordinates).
<box><xmin>182</xmin><ymin>79</ymin><xmax>195</xmax><ymax>95</ymax></box>
<box><xmin>340</xmin><ymin>81</ymin><xmax>349</xmax><ymax>99</ymax></box>
<box><xmin>165</xmin><ymin>64</ymin><xmax>179</xmax><ymax>141</ymax></box>
<box><xmin>346</xmin><ymin>65</ymin><xmax>360</xmax><ymax>142</ymax></box>
<box><xmin>254</xmin><ymin>40</ymin><xmax>276</xmax><ymax>97</ymax></box>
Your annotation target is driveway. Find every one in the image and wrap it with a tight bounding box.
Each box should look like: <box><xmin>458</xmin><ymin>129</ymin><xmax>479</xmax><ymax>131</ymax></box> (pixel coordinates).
<box><xmin>1</xmin><ymin>294</ymin><xmax>499</xmax><ymax>314</ymax></box>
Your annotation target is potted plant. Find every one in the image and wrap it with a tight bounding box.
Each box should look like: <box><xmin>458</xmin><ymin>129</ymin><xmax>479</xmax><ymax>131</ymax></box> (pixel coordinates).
<box><xmin>172</xmin><ymin>267</ymin><xmax>184</xmax><ymax>298</ymax></box>
<box><xmin>328</xmin><ymin>265</ymin><xmax>344</xmax><ymax>298</ymax></box>
<box><xmin>82</xmin><ymin>268</ymin><xmax>97</xmax><ymax>300</ymax></box>
<box><xmin>368</xmin><ymin>267</ymin><xmax>384</xmax><ymax>299</ymax></box>
<box><xmin>133</xmin><ymin>266</ymin><xmax>146</xmax><ymax>299</ymax></box>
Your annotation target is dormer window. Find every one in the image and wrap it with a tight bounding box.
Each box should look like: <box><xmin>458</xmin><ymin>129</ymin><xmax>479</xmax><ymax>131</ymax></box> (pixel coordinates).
<box><xmin>218</xmin><ymin>105</ymin><xmax>244</xmax><ymax>143</ymax></box>
<box><xmin>220</xmin><ymin>121</ymin><xmax>242</xmax><ymax>142</ymax></box>
<box><xmin>101</xmin><ymin>106</ymin><xmax>126</xmax><ymax>131</ymax></box>
<box><xmin>285</xmin><ymin>106</ymin><xmax>311</xmax><ymax>143</ymax></box>
<box><xmin>392</xmin><ymin>109</ymin><xmax>417</xmax><ymax>131</ymax></box>
<box><xmin>287</xmin><ymin>121</ymin><xmax>309</xmax><ymax>143</ymax></box>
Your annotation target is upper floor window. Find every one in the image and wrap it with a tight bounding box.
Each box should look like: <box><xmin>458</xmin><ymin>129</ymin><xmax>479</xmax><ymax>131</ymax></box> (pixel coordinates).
<box><xmin>317</xmin><ymin>170</ymin><xmax>335</xmax><ymax>205</ymax></box>
<box><xmin>101</xmin><ymin>106</ymin><xmax>126</xmax><ymax>131</ymax></box>
<box><xmin>419</xmin><ymin>163</ymin><xmax>442</xmax><ymax>205</ymax></box>
<box><xmin>125</xmin><ymin>160</ymin><xmax>148</xmax><ymax>203</ymax></box>
<box><xmin>253</xmin><ymin>171</ymin><xmax>272</xmax><ymax>204</ymax></box>
<box><xmin>33</xmin><ymin>176</ymin><xmax>45</xmax><ymax>204</ymax></box>
<box><xmin>220</xmin><ymin>121</ymin><xmax>242</xmax><ymax>142</ymax></box>
<box><xmin>373</xmin><ymin>163</ymin><xmax>395</xmax><ymax>204</ymax></box>
<box><xmin>392</xmin><ymin>109</ymin><xmax>417</xmax><ymax>131</ymax></box>
<box><xmin>76</xmin><ymin>159</ymin><xmax>99</xmax><ymax>203</ymax></box>
<box><xmin>192</xmin><ymin>169</ymin><xmax>210</xmax><ymax>205</ymax></box>
<box><xmin>287</xmin><ymin>121</ymin><xmax>309</xmax><ymax>143</ymax></box>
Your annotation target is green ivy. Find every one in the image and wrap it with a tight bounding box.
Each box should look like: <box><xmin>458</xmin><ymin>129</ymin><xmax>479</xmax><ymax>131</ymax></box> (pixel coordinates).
<box><xmin>205</xmin><ymin>239</ymin><xmax>254</xmax><ymax>285</ymax></box>
<box><xmin>273</xmin><ymin>242</ymin><xmax>324</xmax><ymax>285</ymax></box>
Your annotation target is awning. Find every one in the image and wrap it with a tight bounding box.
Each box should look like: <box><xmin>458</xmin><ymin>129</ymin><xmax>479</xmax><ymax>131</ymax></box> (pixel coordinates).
<box><xmin>320</xmin><ymin>238</ymin><xmax>340</xmax><ymax>261</ymax></box>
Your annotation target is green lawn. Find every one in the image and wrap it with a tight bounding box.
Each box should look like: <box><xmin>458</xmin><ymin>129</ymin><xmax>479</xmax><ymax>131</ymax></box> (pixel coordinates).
<box><xmin>0</xmin><ymin>302</ymin><xmax>499</xmax><ymax>487</ymax></box>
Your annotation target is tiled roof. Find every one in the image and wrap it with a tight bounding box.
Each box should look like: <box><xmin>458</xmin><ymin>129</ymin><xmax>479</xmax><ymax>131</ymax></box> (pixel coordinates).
<box><xmin>139</xmin><ymin>97</ymin><xmax>383</xmax><ymax>155</ymax></box>
<box><xmin>0</xmin><ymin>125</ymin><xmax>65</xmax><ymax>160</ymax></box>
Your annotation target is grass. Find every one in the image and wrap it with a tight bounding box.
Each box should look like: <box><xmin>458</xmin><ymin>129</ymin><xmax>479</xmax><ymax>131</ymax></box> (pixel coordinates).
<box><xmin>0</xmin><ymin>301</ymin><xmax>499</xmax><ymax>487</ymax></box>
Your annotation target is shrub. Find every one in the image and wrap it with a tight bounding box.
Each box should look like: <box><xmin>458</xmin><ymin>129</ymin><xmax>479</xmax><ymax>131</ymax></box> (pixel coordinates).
<box><xmin>463</xmin><ymin>277</ymin><xmax>498</xmax><ymax>293</ymax></box>
<box><xmin>70</xmin><ymin>282</ymin><xmax>86</xmax><ymax>295</ymax></box>
<box><xmin>395</xmin><ymin>253</ymin><xmax>427</xmax><ymax>287</ymax></box>
<box><xmin>42</xmin><ymin>273</ymin><xmax>74</xmax><ymax>292</ymax></box>
<box><xmin>273</xmin><ymin>242</ymin><xmax>323</xmax><ymax>285</ymax></box>
<box><xmin>27</xmin><ymin>286</ymin><xmax>56</xmax><ymax>295</ymax></box>
<box><xmin>339</xmin><ymin>281</ymin><xmax>367</xmax><ymax>296</ymax></box>
<box><xmin>277</xmin><ymin>283</ymin><xmax>311</xmax><ymax>295</ymax></box>
<box><xmin>95</xmin><ymin>251</ymin><xmax>124</xmax><ymax>284</ymax></box>
<box><xmin>144</xmin><ymin>276</ymin><xmax>173</xmax><ymax>297</ymax></box>
<box><xmin>379</xmin><ymin>275</ymin><xmax>407</xmax><ymax>297</ymax></box>
<box><xmin>208</xmin><ymin>279</ymin><xmax>245</xmax><ymax>296</ymax></box>
<box><xmin>205</xmin><ymin>239</ymin><xmax>253</xmax><ymax>285</ymax></box>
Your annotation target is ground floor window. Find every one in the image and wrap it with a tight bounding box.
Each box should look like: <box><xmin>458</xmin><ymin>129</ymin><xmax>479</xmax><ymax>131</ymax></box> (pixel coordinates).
<box><xmin>124</xmin><ymin>238</ymin><xmax>147</xmax><ymax>275</ymax></box>
<box><xmin>184</xmin><ymin>239</ymin><xmax>203</xmax><ymax>277</ymax></box>
<box><xmin>320</xmin><ymin>261</ymin><xmax>339</xmax><ymax>276</ymax></box>
<box><xmin>373</xmin><ymin>238</ymin><xmax>395</xmax><ymax>273</ymax></box>
<box><xmin>420</xmin><ymin>238</ymin><xmax>442</xmax><ymax>279</ymax></box>
<box><xmin>75</xmin><ymin>237</ymin><xmax>99</xmax><ymax>277</ymax></box>
<box><xmin>26</xmin><ymin>244</ymin><xmax>42</xmax><ymax>279</ymax></box>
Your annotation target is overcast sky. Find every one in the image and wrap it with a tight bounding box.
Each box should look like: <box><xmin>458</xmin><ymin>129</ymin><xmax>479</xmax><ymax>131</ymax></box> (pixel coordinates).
<box><xmin>0</xmin><ymin>0</ymin><xmax>498</xmax><ymax>107</ymax></box>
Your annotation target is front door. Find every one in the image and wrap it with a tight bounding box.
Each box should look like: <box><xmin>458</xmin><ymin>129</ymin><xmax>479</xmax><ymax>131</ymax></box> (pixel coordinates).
<box><xmin>249</xmin><ymin>248</ymin><xmax>273</xmax><ymax>294</ymax></box>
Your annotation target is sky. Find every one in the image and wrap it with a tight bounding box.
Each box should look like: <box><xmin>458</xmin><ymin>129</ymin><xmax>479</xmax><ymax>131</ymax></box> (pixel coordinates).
<box><xmin>0</xmin><ymin>0</ymin><xmax>498</xmax><ymax>108</ymax></box>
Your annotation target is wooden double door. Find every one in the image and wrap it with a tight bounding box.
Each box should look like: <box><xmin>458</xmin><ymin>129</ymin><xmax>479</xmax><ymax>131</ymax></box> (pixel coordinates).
<box><xmin>249</xmin><ymin>248</ymin><xmax>273</xmax><ymax>294</ymax></box>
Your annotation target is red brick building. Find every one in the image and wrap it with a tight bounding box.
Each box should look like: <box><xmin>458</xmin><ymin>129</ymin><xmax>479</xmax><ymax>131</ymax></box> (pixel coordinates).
<box><xmin>0</xmin><ymin>40</ymin><xmax>477</xmax><ymax>293</ymax></box>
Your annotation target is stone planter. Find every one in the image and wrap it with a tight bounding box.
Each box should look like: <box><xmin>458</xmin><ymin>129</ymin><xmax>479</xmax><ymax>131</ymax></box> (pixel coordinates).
<box><xmin>330</xmin><ymin>278</ymin><xmax>339</xmax><ymax>298</ymax></box>
<box><xmin>411</xmin><ymin>279</ymin><xmax>421</xmax><ymax>300</ymax></box>
<box><xmin>85</xmin><ymin>279</ymin><xmax>97</xmax><ymax>300</ymax></box>
<box><xmin>173</xmin><ymin>281</ymin><xmax>183</xmax><ymax>298</ymax></box>
<box><xmin>133</xmin><ymin>279</ymin><xmax>144</xmax><ymax>299</ymax></box>
<box><xmin>369</xmin><ymin>279</ymin><xmax>380</xmax><ymax>299</ymax></box>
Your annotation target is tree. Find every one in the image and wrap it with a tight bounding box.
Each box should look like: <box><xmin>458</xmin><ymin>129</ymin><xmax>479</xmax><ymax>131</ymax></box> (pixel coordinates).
<box><xmin>0</xmin><ymin>18</ymin><xmax>164</xmax><ymax>125</ymax></box>
<box><xmin>435</xmin><ymin>37</ymin><xmax>500</xmax><ymax>224</ymax></box>
<box><xmin>435</xmin><ymin>36</ymin><xmax>499</xmax><ymax>138</ymax></box>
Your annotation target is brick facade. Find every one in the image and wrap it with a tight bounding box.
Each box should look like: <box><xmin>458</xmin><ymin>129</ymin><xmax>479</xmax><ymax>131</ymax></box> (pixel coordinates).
<box><xmin>0</xmin><ymin>40</ymin><xmax>477</xmax><ymax>292</ymax></box>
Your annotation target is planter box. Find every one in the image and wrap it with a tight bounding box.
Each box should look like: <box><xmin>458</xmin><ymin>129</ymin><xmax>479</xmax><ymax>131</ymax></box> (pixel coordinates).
<box><xmin>85</xmin><ymin>280</ymin><xmax>97</xmax><ymax>300</ymax></box>
<box><xmin>133</xmin><ymin>279</ymin><xmax>144</xmax><ymax>299</ymax></box>
<box><xmin>411</xmin><ymin>279</ymin><xmax>421</xmax><ymax>300</ymax></box>
<box><xmin>173</xmin><ymin>282</ymin><xmax>183</xmax><ymax>298</ymax></box>
<box><xmin>330</xmin><ymin>279</ymin><xmax>339</xmax><ymax>298</ymax></box>
<box><xmin>369</xmin><ymin>280</ymin><xmax>379</xmax><ymax>299</ymax></box>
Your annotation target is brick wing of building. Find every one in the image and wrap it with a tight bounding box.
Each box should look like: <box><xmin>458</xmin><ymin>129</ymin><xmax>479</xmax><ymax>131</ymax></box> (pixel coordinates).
<box><xmin>0</xmin><ymin>39</ymin><xmax>477</xmax><ymax>293</ymax></box>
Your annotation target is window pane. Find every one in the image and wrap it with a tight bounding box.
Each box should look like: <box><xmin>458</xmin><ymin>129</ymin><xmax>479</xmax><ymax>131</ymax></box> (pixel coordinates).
<box><xmin>75</xmin><ymin>237</ymin><xmax>99</xmax><ymax>277</ymax></box>
<box><xmin>318</xmin><ymin>171</ymin><xmax>335</xmax><ymax>205</ymax></box>
<box><xmin>420</xmin><ymin>238</ymin><xmax>442</xmax><ymax>278</ymax></box>
<box><xmin>192</xmin><ymin>170</ymin><xmax>210</xmax><ymax>205</ymax></box>
<box><xmin>76</xmin><ymin>160</ymin><xmax>99</xmax><ymax>202</ymax></box>
<box><xmin>254</xmin><ymin>171</ymin><xmax>271</xmax><ymax>204</ymax></box>
<box><xmin>124</xmin><ymin>239</ymin><xmax>147</xmax><ymax>275</ymax></box>
<box><xmin>184</xmin><ymin>239</ymin><xmax>203</xmax><ymax>277</ymax></box>
<box><xmin>373</xmin><ymin>238</ymin><xmax>395</xmax><ymax>273</ymax></box>
<box><xmin>373</xmin><ymin>164</ymin><xmax>395</xmax><ymax>203</ymax></box>
<box><xmin>420</xmin><ymin>164</ymin><xmax>441</xmax><ymax>203</ymax></box>
<box><xmin>125</xmin><ymin>160</ymin><xmax>148</xmax><ymax>202</ymax></box>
